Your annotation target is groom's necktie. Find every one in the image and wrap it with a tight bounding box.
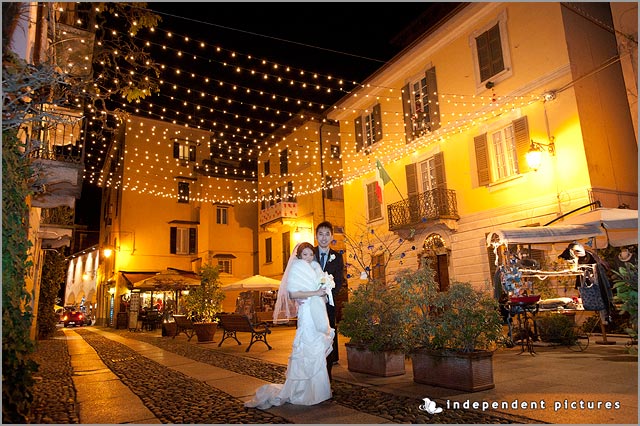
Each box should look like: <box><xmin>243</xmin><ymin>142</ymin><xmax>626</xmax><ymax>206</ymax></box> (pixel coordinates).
<box><xmin>320</xmin><ymin>252</ymin><xmax>326</xmax><ymax>269</ymax></box>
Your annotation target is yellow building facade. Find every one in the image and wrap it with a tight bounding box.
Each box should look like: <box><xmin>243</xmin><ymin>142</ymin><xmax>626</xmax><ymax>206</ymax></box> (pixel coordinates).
<box><xmin>97</xmin><ymin>115</ymin><xmax>259</xmax><ymax>324</ymax></box>
<box><xmin>256</xmin><ymin>113</ymin><xmax>345</xmax><ymax>309</ymax></box>
<box><xmin>327</xmin><ymin>2</ymin><xmax>637</xmax><ymax>289</ymax></box>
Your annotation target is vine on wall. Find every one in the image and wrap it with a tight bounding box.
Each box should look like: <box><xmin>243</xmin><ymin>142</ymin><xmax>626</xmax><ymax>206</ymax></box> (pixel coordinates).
<box><xmin>2</xmin><ymin>129</ymin><xmax>38</xmax><ymax>423</ymax></box>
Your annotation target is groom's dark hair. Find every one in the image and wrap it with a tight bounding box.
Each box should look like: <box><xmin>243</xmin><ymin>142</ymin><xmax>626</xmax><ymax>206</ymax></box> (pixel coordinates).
<box><xmin>316</xmin><ymin>221</ymin><xmax>333</xmax><ymax>234</ymax></box>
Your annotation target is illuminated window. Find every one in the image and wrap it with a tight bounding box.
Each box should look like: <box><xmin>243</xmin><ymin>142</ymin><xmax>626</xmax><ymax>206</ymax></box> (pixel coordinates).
<box><xmin>216</xmin><ymin>206</ymin><xmax>228</xmax><ymax>225</ymax></box>
<box><xmin>170</xmin><ymin>227</ymin><xmax>196</xmax><ymax>255</ymax></box>
<box><xmin>178</xmin><ymin>182</ymin><xmax>190</xmax><ymax>203</ymax></box>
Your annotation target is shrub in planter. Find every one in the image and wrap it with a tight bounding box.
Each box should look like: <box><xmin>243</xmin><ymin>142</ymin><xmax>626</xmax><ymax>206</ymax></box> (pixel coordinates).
<box><xmin>339</xmin><ymin>279</ymin><xmax>409</xmax><ymax>376</ymax></box>
<box><xmin>184</xmin><ymin>263</ymin><xmax>225</xmax><ymax>342</ymax></box>
<box><xmin>396</xmin><ymin>261</ymin><xmax>504</xmax><ymax>391</ymax></box>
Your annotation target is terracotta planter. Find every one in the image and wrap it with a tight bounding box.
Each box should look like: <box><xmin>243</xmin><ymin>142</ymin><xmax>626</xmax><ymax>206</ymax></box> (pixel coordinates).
<box><xmin>162</xmin><ymin>321</ymin><xmax>177</xmax><ymax>337</ymax></box>
<box><xmin>193</xmin><ymin>322</ymin><xmax>217</xmax><ymax>343</ymax></box>
<box><xmin>411</xmin><ymin>348</ymin><xmax>494</xmax><ymax>392</ymax></box>
<box><xmin>345</xmin><ymin>343</ymin><xmax>405</xmax><ymax>377</ymax></box>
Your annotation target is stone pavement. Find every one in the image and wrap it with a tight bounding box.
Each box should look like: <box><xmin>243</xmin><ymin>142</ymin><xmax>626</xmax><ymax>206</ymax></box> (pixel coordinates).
<box><xmin>30</xmin><ymin>324</ymin><xmax>637</xmax><ymax>424</ymax></box>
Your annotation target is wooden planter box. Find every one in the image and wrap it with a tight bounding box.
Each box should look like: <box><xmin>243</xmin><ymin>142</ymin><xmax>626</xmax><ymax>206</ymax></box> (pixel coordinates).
<box><xmin>345</xmin><ymin>343</ymin><xmax>406</xmax><ymax>377</ymax></box>
<box><xmin>411</xmin><ymin>349</ymin><xmax>494</xmax><ymax>392</ymax></box>
<box><xmin>193</xmin><ymin>322</ymin><xmax>217</xmax><ymax>343</ymax></box>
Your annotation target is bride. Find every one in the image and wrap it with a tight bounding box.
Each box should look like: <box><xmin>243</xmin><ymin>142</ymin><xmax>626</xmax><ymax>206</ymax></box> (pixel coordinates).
<box><xmin>244</xmin><ymin>242</ymin><xmax>335</xmax><ymax>409</ymax></box>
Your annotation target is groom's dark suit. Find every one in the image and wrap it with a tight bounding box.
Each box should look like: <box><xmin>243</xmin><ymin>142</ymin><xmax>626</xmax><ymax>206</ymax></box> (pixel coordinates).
<box><xmin>315</xmin><ymin>246</ymin><xmax>344</xmax><ymax>379</ymax></box>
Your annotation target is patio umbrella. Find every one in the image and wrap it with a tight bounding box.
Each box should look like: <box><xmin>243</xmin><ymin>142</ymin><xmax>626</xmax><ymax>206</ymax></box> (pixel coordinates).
<box><xmin>134</xmin><ymin>269</ymin><xmax>201</xmax><ymax>291</ymax></box>
<box><xmin>222</xmin><ymin>274</ymin><xmax>282</xmax><ymax>291</ymax></box>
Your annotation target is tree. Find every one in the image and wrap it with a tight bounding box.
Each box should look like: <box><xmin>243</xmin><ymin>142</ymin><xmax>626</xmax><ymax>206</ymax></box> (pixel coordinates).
<box><xmin>343</xmin><ymin>221</ymin><xmax>417</xmax><ymax>283</ymax></box>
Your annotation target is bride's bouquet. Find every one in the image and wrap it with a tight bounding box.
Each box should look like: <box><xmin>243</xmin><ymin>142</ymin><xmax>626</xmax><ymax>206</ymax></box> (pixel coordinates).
<box><xmin>318</xmin><ymin>271</ymin><xmax>335</xmax><ymax>306</ymax></box>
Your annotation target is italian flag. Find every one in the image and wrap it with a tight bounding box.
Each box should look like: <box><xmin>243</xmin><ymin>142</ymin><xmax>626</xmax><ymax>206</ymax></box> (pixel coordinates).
<box><xmin>375</xmin><ymin>159</ymin><xmax>391</xmax><ymax>203</ymax></box>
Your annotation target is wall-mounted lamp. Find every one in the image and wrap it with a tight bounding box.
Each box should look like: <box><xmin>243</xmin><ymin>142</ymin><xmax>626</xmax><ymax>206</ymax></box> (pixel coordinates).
<box><xmin>103</xmin><ymin>247</ymin><xmax>113</xmax><ymax>258</ymax></box>
<box><xmin>293</xmin><ymin>226</ymin><xmax>312</xmax><ymax>242</ymax></box>
<box><xmin>526</xmin><ymin>138</ymin><xmax>555</xmax><ymax>171</ymax></box>
<box><xmin>108</xmin><ymin>287</ymin><xmax>116</xmax><ymax>295</ymax></box>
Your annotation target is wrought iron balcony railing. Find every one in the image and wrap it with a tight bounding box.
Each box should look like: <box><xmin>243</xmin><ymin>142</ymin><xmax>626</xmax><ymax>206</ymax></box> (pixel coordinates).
<box><xmin>387</xmin><ymin>188</ymin><xmax>459</xmax><ymax>231</ymax></box>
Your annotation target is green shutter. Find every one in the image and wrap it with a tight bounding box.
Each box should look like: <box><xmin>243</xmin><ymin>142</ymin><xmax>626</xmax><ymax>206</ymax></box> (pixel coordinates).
<box><xmin>433</xmin><ymin>152</ymin><xmax>446</xmax><ymax>189</ymax></box>
<box><xmin>170</xmin><ymin>227</ymin><xmax>177</xmax><ymax>254</ymax></box>
<box><xmin>513</xmin><ymin>116</ymin><xmax>531</xmax><ymax>174</ymax></box>
<box><xmin>372</xmin><ymin>104</ymin><xmax>382</xmax><ymax>143</ymax></box>
<box><xmin>426</xmin><ymin>67</ymin><xmax>440</xmax><ymax>131</ymax></box>
<box><xmin>354</xmin><ymin>116</ymin><xmax>363</xmax><ymax>152</ymax></box>
<box><xmin>474</xmin><ymin>133</ymin><xmax>491</xmax><ymax>186</ymax></box>
<box><xmin>402</xmin><ymin>83</ymin><xmax>412</xmax><ymax>143</ymax></box>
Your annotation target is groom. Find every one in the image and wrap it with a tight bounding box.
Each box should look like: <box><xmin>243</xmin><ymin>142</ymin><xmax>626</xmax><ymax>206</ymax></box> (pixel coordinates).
<box><xmin>314</xmin><ymin>221</ymin><xmax>344</xmax><ymax>381</ymax></box>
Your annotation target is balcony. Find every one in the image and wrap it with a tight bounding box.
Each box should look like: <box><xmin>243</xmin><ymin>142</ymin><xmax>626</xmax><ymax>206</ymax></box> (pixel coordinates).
<box><xmin>387</xmin><ymin>188</ymin><xmax>459</xmax><ymax>231</ymax></box>
<box><xmin>38</xmin><ymin>206</ymin><xmax>75</xmax><ymax>249</ymax></box>
<box><xmin>28</xmin><ymin>111</ymin><xmax>84</xmax><ymax>209</ymax></box>
<box><xmin>259</xmin><ymin>201</ymin><xmax>298</xmax><ymax>226</ymax></box>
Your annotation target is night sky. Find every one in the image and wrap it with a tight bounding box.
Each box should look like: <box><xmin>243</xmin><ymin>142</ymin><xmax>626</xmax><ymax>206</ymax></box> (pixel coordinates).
<box><xmin>75</xmin><ymin>2</ymin><xmax>462</xmax><ymax>239</ymax></box>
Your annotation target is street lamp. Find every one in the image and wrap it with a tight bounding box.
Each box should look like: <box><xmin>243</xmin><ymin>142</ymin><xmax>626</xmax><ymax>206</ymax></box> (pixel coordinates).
<box><xmin>526</xmin><ymin>138</ymin><xmax>555</xmax><ymax>171</ymax></box>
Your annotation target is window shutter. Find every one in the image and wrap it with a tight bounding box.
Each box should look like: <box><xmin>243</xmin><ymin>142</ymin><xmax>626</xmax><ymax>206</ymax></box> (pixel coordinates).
<box><xmin>189</xmin><ymin>228</ymin><xmax>197</xmax><ymax>254</ymax></box>
<box><xmin>433</xmin><ymin>152</ymin><xmax>446</xmax><ymax>189</ymax></box>
<box><xmin>513</xmin><ymin>116</ymin><xmax>531</xmax><ymax>174</ymax></box>
<box><xmin>189</xmin><ymin>145</ymin><xmax>196</xmax><ymax>162</ymax></box>
<box><xmin>426</xmin><ymin>67</ymin><xmax>441</xmax><ymax>131</ymax></box>
<box><xmin>474</xmin><ymin>133</ymin><xmax>491</xmax><ymax>186</ymax></box>
<box><xmin>354</xmin><ymin>116</ymin><xmax>363</xmax><ymax>152</ymax></box>
<box><xmin>170</xmin><ymin>227</ymin><xmax>177</xmax><ymax>254</ymax></box>
<box><xmin>401</xmin><ymin>83</ymin><xmax>412</xmax><ymax>143</ymax></box>
<box><xmin>372</xmin><ymin>104</ymin><xmax>382</xmax><ymax>143</ymax></box>
<box><xmin>405</xmin><ymin>163</ymin><xmax>418</xmax><ymax>197</ymax></box>
<box><xmin>173</xmin><ymin>142</ymin><xmax>180</xmax><ymax>159</ymax></box>
<box><xmin>366</xmin><ymin>182</ymin><xmax>381</xmax><ymax>220</ymax></box>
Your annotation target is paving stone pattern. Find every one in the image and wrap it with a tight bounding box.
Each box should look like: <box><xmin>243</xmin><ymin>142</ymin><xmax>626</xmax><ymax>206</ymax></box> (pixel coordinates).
<box><xmin>29</xmin><ymin>329</ymin><xmax>537</xmax><ymax>424</ymax></box>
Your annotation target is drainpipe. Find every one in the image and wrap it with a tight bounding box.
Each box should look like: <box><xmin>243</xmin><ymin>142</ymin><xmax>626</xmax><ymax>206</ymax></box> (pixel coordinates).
<box><xmin>319</xmin><ymin>122</ymin><xmax>326</xmax><ymax>221</ymax></box>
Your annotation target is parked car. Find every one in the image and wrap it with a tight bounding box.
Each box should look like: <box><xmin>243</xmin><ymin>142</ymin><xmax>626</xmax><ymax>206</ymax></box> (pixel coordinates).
<box><xmin>62</xmin><ymin>309</ymin><xmax>89</xmax><ymax>327</ymax></box>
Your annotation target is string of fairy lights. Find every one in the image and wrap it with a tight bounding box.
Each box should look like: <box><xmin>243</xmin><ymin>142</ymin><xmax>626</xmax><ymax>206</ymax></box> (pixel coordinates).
<box><xmin>77</xmin><ymin>7</ymin><xmax>546</xmax><ymax>204</ymax></box>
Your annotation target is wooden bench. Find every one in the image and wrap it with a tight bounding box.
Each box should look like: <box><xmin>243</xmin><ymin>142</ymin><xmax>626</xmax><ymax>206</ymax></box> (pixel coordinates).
<box><xmin>216</xmin><ymin>313</ymin><xmax>272</xmax><ymax>352</ymax></box>
<box><xmin>172</xmin><ymin>314</ymin><xmax>195</xmax><ymax>341</ymax></box>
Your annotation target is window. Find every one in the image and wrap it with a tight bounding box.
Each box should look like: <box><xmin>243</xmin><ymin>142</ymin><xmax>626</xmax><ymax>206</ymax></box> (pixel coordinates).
<box><xmin>265</xmin><ymin>237</ymin><xmax>273</xmax><ymax>263</ymax></box>
<box><xmin>330</xmin><ymin>144</ymin><xmax>341</xmax><ymax>159</ymax></box>
<box><xmin>173</xmin><ymin>141</ymin><xmax>196</xmax><ymax>162</ymax></box>
<box><xmin>476</xmin><ymin>23</ymin><xmax>504</xmax><ymax>83</ymax></box>
<box><xmin>471</xmin><ymin>11</ymin><xmax>512</xmax><ymax>89</ymax></box>
<box><xmin>420</xmin><ymin>157</ymin><xmax>437</xmax><ymax>192</ymax></box>
<box><xmin>216</xmin><ymin>206</ymin><xmax>228</xmax><ymax>224</ymax></box>
<box><xmin>371</xmin><ymin>253</ymin><xmax>386</xmax><ymax>284</ymax></box>
<box><xmin>280</xmin><ymin>181</ymin><xmax>296</xmax><ymax>202</ymax></box>
<box><xmin>263</xmin><ymin>160</ymin><xmax>270</xmax><ymax>176</ymax></box>
<box><xmin>366</xmin><ymin>182</ymin><xmax>382</xmax><ymax>221</ymax></box>
<box><xmin>355</xmin><ymin>104</ymin><xmax>382</xmax><ymax>153</ymax></box>
<box><xmin>325</xmin><ymin>176</ymin><xmax>343</xmax><ymax>200</ymax></box>
<box><xmin>402</xmin><ymin>67</ymin><xmax>440</xmax><ymax>142</ymax></box>
<box><xmin>217</xmin><ymin>259</ymin><xmax>232</xmax><ymax>274</ymax></box>
<box><xmin>279</xmin><ymin>149</ymin><xmax>288</xmax><ymax>175</ymax></box>
<box><xmin>474</xmin><ymin>116</ymin><xmax>530</xmax><ymax>186</ymax></box>
<box><xmin>170</xmin><ymin>227</ymin><xmax>197</xmax><ymax>254</ymax></box>
<box><xmin>178</xmin><ymin>182</ymin><xmax>190</xmax><ymax>203</ymax></box>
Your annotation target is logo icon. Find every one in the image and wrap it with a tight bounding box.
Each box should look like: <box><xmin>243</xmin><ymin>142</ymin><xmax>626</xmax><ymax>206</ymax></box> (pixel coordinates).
<box><xmin>418</xmin><ymin>397</ymin><xmax>443</xmax><ymax>414</ymax></box>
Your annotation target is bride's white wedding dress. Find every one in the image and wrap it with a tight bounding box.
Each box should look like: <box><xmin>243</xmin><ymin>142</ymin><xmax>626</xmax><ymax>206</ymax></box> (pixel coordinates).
<box><xmin>244</xmin><ymin>259</ymin><xmax>334</xmax><ymax>409</ymax></box>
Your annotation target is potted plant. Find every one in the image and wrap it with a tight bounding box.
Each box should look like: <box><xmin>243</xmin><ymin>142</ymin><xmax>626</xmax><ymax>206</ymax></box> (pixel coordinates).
<box><xmin>397</xmin><ymin>261</ymin><xmax>503</xmax><ymax>392</ymax></box>
<box><xmin>339</xmin><ymin>279</ymin><xmax>409</xmax><ymax>377</ymax></box>
<box><xmin>184</xmin><ymin>263</ymin><xmax>226</xmax><ymax>343</ymax></box>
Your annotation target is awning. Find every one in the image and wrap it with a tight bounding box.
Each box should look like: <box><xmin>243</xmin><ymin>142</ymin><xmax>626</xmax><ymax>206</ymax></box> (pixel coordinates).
<box><xmin>487</xmin><ymin>224</ymin><xmax>604</xmax><ymax>246</ymax></box>
<box><xmin>555</xmin><ymin>208</ymin><xmax>638</xmax><ymax>248</ymax></box>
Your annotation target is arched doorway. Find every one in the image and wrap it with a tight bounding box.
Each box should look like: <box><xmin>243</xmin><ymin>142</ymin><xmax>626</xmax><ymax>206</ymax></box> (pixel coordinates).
<box><xmin>421</xmin><ymin>233</ymin><xmax>450</xmax><ymax>292</ymax></box>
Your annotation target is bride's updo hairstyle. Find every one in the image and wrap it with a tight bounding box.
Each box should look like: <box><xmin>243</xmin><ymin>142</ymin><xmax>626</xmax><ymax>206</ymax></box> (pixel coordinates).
<box><xmin>296</xmin><ymin>242</ymin><xmax>315</xmax><ymax>258</ymax></box>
